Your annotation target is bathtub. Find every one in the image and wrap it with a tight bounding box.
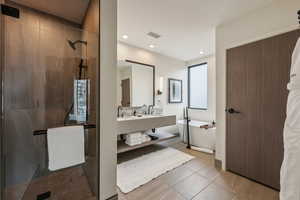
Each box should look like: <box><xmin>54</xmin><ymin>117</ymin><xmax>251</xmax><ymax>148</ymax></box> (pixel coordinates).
<box><xmin>177</xmin><ymin>120</ymin><xmax>216</xmax><ymax>153</ymax></box>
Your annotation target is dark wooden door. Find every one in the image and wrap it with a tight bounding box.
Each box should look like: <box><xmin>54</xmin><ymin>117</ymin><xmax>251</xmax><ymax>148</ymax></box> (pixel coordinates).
<box><xmin>121</xmin><ymin>79</ymin><xmax>130</xmax><ymax>107</ymax></box>
<box><xmin>226</xmin><ymin>30</ymin><xmax>300</xmax><ymax>190</ymax></box>
<box><xmin>227</xmin><ymin>41</ymin><xmax>264</xmax><ymax>182</ymax></box>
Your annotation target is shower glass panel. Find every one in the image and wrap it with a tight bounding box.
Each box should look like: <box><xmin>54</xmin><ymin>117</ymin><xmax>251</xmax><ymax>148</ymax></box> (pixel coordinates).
<box><xmin>1</xmin><ymin>2</ymin><xmax>99</xmax><ymax>200</ymax></box>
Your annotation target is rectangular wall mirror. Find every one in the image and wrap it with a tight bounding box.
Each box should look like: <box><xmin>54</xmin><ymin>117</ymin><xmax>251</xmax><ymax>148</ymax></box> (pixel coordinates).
<box><xmin>117</xmin><ymin>60</ymin><xmax>155</xmax><ymax>107</ymax></box>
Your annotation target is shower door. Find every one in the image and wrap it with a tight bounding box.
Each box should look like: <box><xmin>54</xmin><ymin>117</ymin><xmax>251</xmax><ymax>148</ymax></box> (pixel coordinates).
<box><xmin>0</xmin><ymin>2</ymin><xmax>99</xmax><ymax>200</ymax></box>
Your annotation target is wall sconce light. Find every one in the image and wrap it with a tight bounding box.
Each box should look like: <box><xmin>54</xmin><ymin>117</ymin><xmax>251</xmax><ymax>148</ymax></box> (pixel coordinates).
<box><xmin>157</xmin><ymin>76</ymin><xmax>164</xmax><ymax>95</ymax></box>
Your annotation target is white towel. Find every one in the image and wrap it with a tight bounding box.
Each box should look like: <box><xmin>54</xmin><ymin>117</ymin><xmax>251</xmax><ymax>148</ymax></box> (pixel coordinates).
<box><xmin>126</xmin><ymin>133</ymin><xmax>142</xmax><ymax>139</ymax></box>
<box><xmin>126</xmin><ymin>138</ymin><xmax>142</xmax><ymax>143</ymax></box>
<box><xmin>125</xmin><ymin>134</ymin><xmax>151</xmax><ymax>146</ymax></box>
<box><xmin>47</xmin><ymin>126</ymin><xmax>85</xmax><ymax>171</ymax></box>
<box><xmin>141</xmin><ymin>134</ymin><xmax>151</xmax><ymax>143</ymax></box>
<box><xmin>125</xmin><ymin>140</ymin><xmax>142</xmax><ymax>146</ymax></box>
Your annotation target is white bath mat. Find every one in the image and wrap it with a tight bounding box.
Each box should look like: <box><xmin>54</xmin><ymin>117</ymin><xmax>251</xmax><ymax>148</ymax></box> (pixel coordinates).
<box><xmin>117</xmin><ymin>147</ymin><xmax>194</xmax><ymax>193</ymax></box>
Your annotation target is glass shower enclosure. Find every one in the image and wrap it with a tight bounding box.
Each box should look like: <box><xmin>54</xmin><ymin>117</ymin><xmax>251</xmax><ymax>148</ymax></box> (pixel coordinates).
<box><xmin>0</xmin><ymin>1</ymin><xmax>99</xmax><ymax>200</ymax></box>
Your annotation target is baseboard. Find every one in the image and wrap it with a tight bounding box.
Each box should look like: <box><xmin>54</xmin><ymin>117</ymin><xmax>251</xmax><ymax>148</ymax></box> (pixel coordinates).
<box><xmin>214</xmin><ymin>158</ymin><xmax>222</xmax><ymax>170</ymax></box>
<box><xmin>106</xmin><ymin>194</ymin><xmax>118</xmax><ymax>200</ymax></box>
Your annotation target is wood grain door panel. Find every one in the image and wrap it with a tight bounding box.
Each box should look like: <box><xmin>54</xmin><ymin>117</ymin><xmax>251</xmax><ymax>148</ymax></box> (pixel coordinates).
<box><xmin>227</xmin><ymin>46</ymin><xmax>248</xmax><ymax>176</ymax></box>
<box><xmin>244</xmin><ymin>41</ymin><xmax>264</xmax><ymax>183</ymax></box>
<box><xmin>226</xmin><ymin>29</ymin><xmax>300</xmax><ymax>190</ymax></box>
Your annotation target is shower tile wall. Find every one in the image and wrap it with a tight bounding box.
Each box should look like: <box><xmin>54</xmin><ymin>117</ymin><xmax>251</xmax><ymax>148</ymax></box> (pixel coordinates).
<box><xmin>3</xmin><ymin>1</ymin><xmax>97</xmax><ymax>200</ymax></box>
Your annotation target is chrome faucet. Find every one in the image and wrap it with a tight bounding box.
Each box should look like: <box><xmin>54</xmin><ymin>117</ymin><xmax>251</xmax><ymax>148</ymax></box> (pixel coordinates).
<box><xmin>148</xmin><ymin>105</ymin><xmax>154</xmax><ymax>115</ymax></box>
<box><xmin>117</xmin><ymin>106</ymin><xmax>122</xmax><ymax>118</ymax></box>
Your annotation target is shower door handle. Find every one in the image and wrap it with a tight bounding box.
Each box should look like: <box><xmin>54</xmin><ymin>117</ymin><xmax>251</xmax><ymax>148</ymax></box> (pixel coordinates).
<box><xmin>226</xmin><ymin>108</ymin><xmax>241</xmax><ymax>114</ymax></box>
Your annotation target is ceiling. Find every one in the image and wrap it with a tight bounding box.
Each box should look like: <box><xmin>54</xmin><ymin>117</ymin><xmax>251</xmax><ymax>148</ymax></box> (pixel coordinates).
<box><xmin>118</xmin><ymin>0</ymin><xmax>274</xmax><ymax>61</ymax></box>
<box><xmin>11</xmin><ymin>0</ymin><xmax>90</xmax><ymax>24</ymax></box>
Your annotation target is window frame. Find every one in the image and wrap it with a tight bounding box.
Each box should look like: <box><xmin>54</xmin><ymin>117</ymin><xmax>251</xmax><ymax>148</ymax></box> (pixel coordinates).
<box><xmin>188</xmin><ymin>62</ymin><xmax>208</xmax><ymax>110</ymax></box>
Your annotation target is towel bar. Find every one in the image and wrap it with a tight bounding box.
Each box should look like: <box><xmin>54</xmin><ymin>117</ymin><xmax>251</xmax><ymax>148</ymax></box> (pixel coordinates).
<box><xmin>33</xmin><ymin>124</ymin><xmax>96</xmax><ymax>136</ymax></box>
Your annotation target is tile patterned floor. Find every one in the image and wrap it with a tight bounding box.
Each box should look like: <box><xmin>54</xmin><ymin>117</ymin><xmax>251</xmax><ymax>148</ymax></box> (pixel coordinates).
<box><xmin>117</xmin><ymin>139</ymin><xmax>279</xmax><ymax>200</ymax></box>
<box><xmin>7</xmin><ymin>166</ymin><xmax>96</xmax><ymax>200</ymax></box>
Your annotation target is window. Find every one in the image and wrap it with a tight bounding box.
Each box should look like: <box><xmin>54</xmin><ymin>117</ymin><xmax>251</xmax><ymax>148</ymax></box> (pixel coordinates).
<box><xmin>188</xmin><ymin>63</ymin><xmax>208</xmax><ymax>110</ymax></box>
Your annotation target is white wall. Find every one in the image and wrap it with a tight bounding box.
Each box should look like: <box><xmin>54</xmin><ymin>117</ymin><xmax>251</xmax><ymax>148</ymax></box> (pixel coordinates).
<box><xmin>118</xmin><ymin>42</ymin><xmax>186</xmax><ymax>133</ymax></box>
<box><xmin>99</xmin><ymin>0</ymin><xmax>117</xmax><ymax>199</ymax></box>
<box><xmin>186</xmin><ymin>56</ymin><xmax>216</xmax><ymax>122</ymax></box>
<box><xmin>216</xmin><ymin>0</ymin><xmax>300</xmax><ymax>169</ymax></box>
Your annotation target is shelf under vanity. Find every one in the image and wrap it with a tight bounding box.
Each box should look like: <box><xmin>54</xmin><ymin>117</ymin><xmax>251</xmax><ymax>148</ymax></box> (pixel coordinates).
<box><xmin>117</xmin><ymin>131</ymin><xmax>177</xmax><ymax>154</ymax></box>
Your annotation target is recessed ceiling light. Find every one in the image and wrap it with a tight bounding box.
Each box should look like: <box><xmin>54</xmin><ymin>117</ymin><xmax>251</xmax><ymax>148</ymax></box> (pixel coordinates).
<box><xmin>122</xmin><ymin>35</ymin><xmax>128</xmax><ymax>39</ymax></box>
<box><xmin>149</xmin><ymin>44</ymin><xmax>155</xmax><ymax>48</ymax></box>
<box><xmin>200</xmin><ymin>51</ymin><xmax>204</xmax><ymax>55</ymax></box>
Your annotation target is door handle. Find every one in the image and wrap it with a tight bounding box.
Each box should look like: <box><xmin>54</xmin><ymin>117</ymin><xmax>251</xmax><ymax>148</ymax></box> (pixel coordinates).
<box><xmin>226</xmin><ymin>108</ymin><xmax>241</xmax><ymax>114</ymax></box>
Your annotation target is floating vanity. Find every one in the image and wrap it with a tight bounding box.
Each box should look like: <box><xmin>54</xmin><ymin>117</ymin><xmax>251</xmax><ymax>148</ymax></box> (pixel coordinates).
<box><xmin>117</xmin><ymin>114</ymin><xmax>177</xmax><ymax>153</ymax></box>
<box><xmin>117</xmin><ymin>114</ymin><xmax>176</xmax><ymax>134</ymax></box>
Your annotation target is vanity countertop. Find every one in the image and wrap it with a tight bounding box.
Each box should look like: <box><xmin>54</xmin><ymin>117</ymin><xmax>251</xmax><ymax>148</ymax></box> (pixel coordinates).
<box><xmin>117</xmin><ymin>114</ymin><xmax>176</xmax><ymax>135</ymax></box>
<box><xmin>117</xmin><ymin>114</ymin><xmax>174</xmax><ymax>122</ymax></box>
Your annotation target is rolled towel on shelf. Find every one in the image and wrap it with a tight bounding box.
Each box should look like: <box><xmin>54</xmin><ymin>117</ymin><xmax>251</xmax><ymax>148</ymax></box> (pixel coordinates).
<box><xmin>124</xmin><ymin>133</ymin><xmax>151</xmax><ymax>146</ymax></box>
<box><xmin>141</xmin><ymin>134</ymin><xmax>151</xmax><ymax>142</ymax></box>
<box><xmin>125</xmin><ymin>140</ymin><xmax>142</xmax><ymax>146</ymax></box>
<box><xmin>126</xmin><ymin>132</ymin><xmax>142</xmax><ymax>139</ymax></box>
<box><xmin>126</xmin><ymin>138</ymin><xmax>142</xmax><ymax>143</ymax></box>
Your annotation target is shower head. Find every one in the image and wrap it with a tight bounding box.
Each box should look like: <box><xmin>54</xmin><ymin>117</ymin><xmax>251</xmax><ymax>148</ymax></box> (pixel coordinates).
<box><xmin>67</xmin><ymin>40</ymin><xmax>87</xmax><ymax>50</ymax></box>
<box><xmin>68</xmin><ymin>40</ymin><xmax>76</xmax><ymax>50</ymax></box>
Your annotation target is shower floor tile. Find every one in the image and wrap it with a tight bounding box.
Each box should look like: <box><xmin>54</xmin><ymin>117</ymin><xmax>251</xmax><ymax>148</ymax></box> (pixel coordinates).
<box><xmin>20</xmin><ymin>166</ymin><xmax>95</xmax><ymax>200</ymax></box>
